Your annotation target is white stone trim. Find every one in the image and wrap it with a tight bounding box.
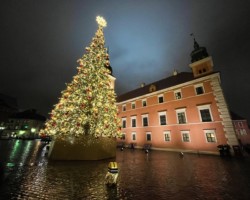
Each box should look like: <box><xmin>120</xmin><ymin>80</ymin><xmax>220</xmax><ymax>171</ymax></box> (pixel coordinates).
<box><xmin>210</xmin><ymin>77</ymin><xmax>238</xmax><ymax>146</ymax></box>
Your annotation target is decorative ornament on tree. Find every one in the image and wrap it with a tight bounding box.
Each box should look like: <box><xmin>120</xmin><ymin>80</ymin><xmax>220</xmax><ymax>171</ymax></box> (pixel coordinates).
<box><xmin>40</xmin><ymin>15</ymin><xmax>121</xmax><ymax>141</ymax></box>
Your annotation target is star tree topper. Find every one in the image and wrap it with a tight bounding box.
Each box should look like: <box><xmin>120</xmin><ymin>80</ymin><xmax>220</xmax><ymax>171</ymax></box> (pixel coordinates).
<box><xmin>96</xmin><ymin>16</ymin><xmax>107</xmax><ymax>28</ymax></box>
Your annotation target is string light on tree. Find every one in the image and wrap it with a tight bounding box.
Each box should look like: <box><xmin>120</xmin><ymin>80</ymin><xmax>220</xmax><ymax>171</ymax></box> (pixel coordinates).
<box><xmin>40</xmin><ymin>16</ymin><xmax>121</xmax><ymax>141</ymax></box>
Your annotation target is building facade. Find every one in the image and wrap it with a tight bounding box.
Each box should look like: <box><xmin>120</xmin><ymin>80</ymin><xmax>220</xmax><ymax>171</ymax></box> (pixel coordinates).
<box><xmin>2</xmin><ymin>109</ymin><xmax>46</xmax><ymax>139</ymax></box>
<box><xmin>117</xmin><ymin>40</ymin><xmax>238</xmax><ymax>155</ymax></box>
<box><xmin>231</xmin><ymin>112</ymin><xmax>250</xmax><ymax>145</ymax></box>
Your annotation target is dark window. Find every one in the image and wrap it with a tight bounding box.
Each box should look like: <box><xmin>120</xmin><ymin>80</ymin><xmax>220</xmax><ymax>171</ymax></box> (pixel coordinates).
<box><xmin>132</xmin><ymin>134</ymin><xmax>136</xmax><ymax>140</ymax></box>
<box><xmin>132</xmin><ymin>119</ymin><xmax>136</xmax><ymax>127</ymax></box>
<box><xmin>196</xmin><ymin>86</ymin><xmax>204</xmax><ymax>95</ymax></box>
<box><xmin>122</xmin><ymin>120</ymin><xmax>126</xmax><ymax>128</ymax></box>
<box><xmin>143</xmin><ymin>117</ymin><xmax>148</xmax><ymax>127</ymax></box>
<box><xmin>160</xmin><ymin>115</ymin><xmax>166</xmax><ymax>125</ymax></box>
<box><xmin>146</xmin><ymin>134</ymin><xmax>151</xmax><ymax>141</ymax></box>
<box><xmin>131</xmin><ymin>103</ymin><xmax>135</xmax><ymax>109</ymax></box>
<box><xmin>200</xmin><ymin>109</ymin><xmax>212</xmax><ymax>122</ymax></box>
<box><xmin>142</xmin><ymin>100</ymin><xmax>147</xmax><ymax>107</ymax></box>
<box><xmin>158</xmin><ymin>96</ymin><xmax>164</xmax><ymax>103</ymax></box>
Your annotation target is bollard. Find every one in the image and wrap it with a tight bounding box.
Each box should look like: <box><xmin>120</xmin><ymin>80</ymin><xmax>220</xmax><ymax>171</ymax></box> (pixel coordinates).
<box><xmin>105</xmin><ymin>162</ymin><xmax>118</xmax><ymax>186</ymax></box>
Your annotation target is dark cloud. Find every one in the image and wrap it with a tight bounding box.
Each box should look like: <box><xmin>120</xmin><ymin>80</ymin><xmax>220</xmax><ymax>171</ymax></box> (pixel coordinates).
<box><xmin>0</xmin><ymin>0</ymin><xmax>250</xmax><ymax>122</ymax></box>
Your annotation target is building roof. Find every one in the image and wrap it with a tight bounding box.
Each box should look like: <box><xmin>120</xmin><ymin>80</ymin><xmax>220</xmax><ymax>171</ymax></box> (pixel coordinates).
<box><xmin>10</xmin><ymin>109</ymin><xmax>46</xmax><ymax>121</ymax></box>
<box><xmin>117</xmin><ymin>72</ymin><xmax>196</xmax><ymax>102</ymax></box>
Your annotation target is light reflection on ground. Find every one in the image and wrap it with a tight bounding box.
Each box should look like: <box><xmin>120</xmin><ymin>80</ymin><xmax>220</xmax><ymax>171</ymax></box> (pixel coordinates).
<box><xmin>0</xmin><ymin>140</ymin><xmax>250</xmax><ymax>199</ymax></box>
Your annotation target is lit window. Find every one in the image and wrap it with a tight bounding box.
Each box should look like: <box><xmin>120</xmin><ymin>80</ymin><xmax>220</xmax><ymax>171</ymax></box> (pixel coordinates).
<box><xmin>122</xmin><ymin>118</ymin><xmax>126</xmax><ymax>128</ymax></box>
<box><xmin>142</xmin><ymin>99</ymin><xmax>147</xmax><ymax>107</ymax></box>
<box><xmin>198</xmin><ymin>105</ymin><xmax>213</xmax><ymax>122</ymax></box>
<box><xmin>163</xmin><ymin>131</ymin><xmax>171</xmax><ymax>142</ymax></box>
<box><xmin>174</xmin><ymin>90</ymin><xmax>182</xmax><ymax>100</ymax></box>
<box><xmin>142</xmin><ymin>114</ymin><xmax>149</xmax><ymax>127</ymax></box>
<box><xmin>195</xmin><ymin>84</ymin><xmax>204</xmax><ymax>95</ymax></box>
<box><xmin>146</xmin><ymin>132</ymin><xmax>151</xmax><ymax>141</ymax></box>
<box><xmin>131</xmin><ymin>116</ymin><xmax>137</xmax><ymax>127</ymax></box>
<box><xmin>158</xmin><ymin>111</ymin><xmax>167</xmax><ymax>125</ymax></box>
<box><xmin>176</xmin><ymin>108</ymin><xmax>187</xmax><ymax>124</ymax></box>
<box><xmin>181</xmin><ymin>131</ymin><xmax>190</xmax><ymax>142</ymax></box>
<box><xmin>158</xmin><ymin>95</ymin><xmax>164</xmax><ymax>103</ymax></box>
<box><xmin>204</xmin><ymin>130</ymin><xmax>217</xmax><ymax>143</ymax></box>
<box><xmin>131</xmin><ymin>102</ymin><xmax>136</xmax><ymax>109</ymax></box>
<box><xmin>240</xmin><ymin>129</ymin><xmax>247</xmax><ymax>135</ymax></box>
<box><xmin>132</xmin><ymin>132</ymin><xmax>136</xmax><ymax>141</ymax></box>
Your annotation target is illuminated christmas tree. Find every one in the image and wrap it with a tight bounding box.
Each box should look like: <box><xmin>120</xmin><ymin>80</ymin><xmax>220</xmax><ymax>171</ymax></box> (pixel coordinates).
<box><xmin>40</xmin><ymin>17</ymin><xmax>121</xmax><ymax>159</ymax></box>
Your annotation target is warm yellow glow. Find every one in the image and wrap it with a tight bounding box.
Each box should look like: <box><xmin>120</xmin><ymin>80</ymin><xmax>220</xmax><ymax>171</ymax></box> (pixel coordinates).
<box><xmin>31</xmin><ymin>128</ymin><xmax>36</xmax><ymax>133</ymax></box>
<box><xmin>96</xmin><ymin>16</ymin><xmax>107</xmax><ymax>27</ymax></box>
<box><xmin>19</xmin><ymin>130</ymin><xmax>26</xmax><ymax>135</ymax></box>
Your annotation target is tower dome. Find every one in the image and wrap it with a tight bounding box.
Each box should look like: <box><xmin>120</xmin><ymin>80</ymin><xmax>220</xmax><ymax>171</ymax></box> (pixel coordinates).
<box><xmin>190</xmin><ymin>38</ymin><xmax>209</xmax><ymax>63</ymax></box>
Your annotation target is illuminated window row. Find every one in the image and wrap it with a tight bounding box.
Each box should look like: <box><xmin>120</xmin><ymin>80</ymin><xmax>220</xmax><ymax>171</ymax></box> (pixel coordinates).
<box><xmin>121</xmin><ymin>84</ymin><xmax>205</xmax><ymax>112</ymax></box>
<box><xmin>121</xmin><ymin>105</ymin><xmax>213</xmax><ymax>128</ymax></box>
<box><xmin>121</xmin><ymin>129</ymin><xmax>217</xmax><ymax>143</ymax></box>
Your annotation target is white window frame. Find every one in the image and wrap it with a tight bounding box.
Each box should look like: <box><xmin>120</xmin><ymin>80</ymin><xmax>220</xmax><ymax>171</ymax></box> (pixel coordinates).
<box><xmin>195</xmin><ymin>83</ymin><xmax>205</xmax><ymax>95</ymax></box>
<box><xmin>122</xmin><ymin>104</ymin><xmax>126</xmax><ymax>112</ymax></box>
<box><xmin>174</xmin><ymin>89</ymin><xmax>182</xmax><ymax>100</ymax></box>
<box><xmin>131</xmin><ymin>116</ymin><xmax>137</xmax><ymax>128</ymax></box>
<box><xmin>158</xmin><ymin>111</ymin><xmax>167</xmax><ymax>125</ymax></box>
<box><xmin>142</xmin><ymin>114</ymin><xmax>149</xmax><ymax>127</ymax></box>
<box><xmin>158</xmin><ymin>94</ymin><xmax>164</xmax><ymax>103</ymax></box>
<box><xmin>240</xmin><ymin>129</ymin><xmax>247</xmax><ymax>136</ymax></box>
<box><xmin>146</xmin><ymin>132</ymin><xmax>152</xmax><ymax>141</ymax></box>
<box><xmin>181</xmin><ymin>130</ymin><xmax>190</xmax><ymax>142</ymax></box>
<box><xmin>176</xmin><ymin>108</ymin><xmax>187</xmax><ymax>124</ymax></box>
<box><xmin>198</xmin><ymin>104</ymin><xmax>213</xmax><ymax>122</ymax></box>
<box><xmin>142</xmin><ymin>99</ymin><xmax>147</xmax><ymax>107</ymax></box>
<box><xmin>204</xmin><ymin>129</ymin><xmax>217</xmax><ymax>143</ymax></box>
<box><xmin>132</xmin><ymin>132</ymin><xmax>136</xmax><ymax>141</ymax></box>
<box><xmin>163</xmin><ymin>130</ymin><xmax>171</xmax><ymax>142</ymax></box>
<box><xmin>122</xmin><ymin>117</ymin><xmax>126</xmax><ymax>128</ymax></box>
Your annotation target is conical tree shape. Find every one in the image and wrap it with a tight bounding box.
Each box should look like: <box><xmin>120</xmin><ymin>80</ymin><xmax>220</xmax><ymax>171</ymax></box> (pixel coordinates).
<box><xmin>40</xmin><ymin>16</ymin><xmax>121</xmax><ymax>143</ymax></box>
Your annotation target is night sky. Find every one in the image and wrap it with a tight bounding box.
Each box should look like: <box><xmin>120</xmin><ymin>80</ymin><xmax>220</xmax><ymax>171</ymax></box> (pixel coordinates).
<box><xmin>1</xmin><ymin>0</ymin><xmax>250</xmax><ymax>122</ymax></box>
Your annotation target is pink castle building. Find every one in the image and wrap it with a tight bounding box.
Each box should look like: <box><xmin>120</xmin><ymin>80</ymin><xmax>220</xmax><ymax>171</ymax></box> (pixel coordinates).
<box><xmin>117</xmin><ymin>39</ymin><xmax>239</xmax><ymax>155</ymax></box>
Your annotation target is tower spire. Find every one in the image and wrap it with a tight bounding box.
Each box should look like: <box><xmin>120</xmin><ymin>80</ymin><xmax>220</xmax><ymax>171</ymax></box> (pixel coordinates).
<box><xmin>190</xmin><ymin>34</ymin><xmax>209</xmax><ymax>63</ymax></box>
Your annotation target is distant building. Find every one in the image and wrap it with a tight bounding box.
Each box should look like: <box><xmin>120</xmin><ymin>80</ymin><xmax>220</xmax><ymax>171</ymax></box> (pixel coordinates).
<box><xmin>231</xmin><ymin>112</ymin><xmax>250</xmax><ymax>145</ymax></box>
<box><xmin>0</xmin><ymin>93</ymin><xmax>19</xmax><ymax>134</ymax></box>
<box><xmin>2</xmin><ymin>109</ymin><xmax>46</xmax><ymax>139</ymax></box>
<box><xmin>117</xmin><ymin>39</ymin><xmax>239</xmax><ymax>155</ymax></box>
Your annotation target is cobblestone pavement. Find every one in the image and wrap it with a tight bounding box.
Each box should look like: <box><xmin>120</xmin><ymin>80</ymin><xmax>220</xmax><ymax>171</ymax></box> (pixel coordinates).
<box><xmin>1</xmin><ymin>140</ymin><xmax>250</xmax><ymax>200</ymax></box>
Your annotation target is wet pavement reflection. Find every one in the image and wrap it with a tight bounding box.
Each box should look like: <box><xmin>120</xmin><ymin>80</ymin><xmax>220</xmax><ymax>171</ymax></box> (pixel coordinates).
<box><xmin>1</xmin><ymin>140</ymin><xmax>250</xmax><ymax>199</ymax></box>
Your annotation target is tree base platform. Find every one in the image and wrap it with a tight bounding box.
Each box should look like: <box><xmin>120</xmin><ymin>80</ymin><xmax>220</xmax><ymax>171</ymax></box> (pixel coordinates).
<box><xmin>48</xmin><ymin>135</ymin><xmax>116</xmax><ymax>160</ymax></box>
